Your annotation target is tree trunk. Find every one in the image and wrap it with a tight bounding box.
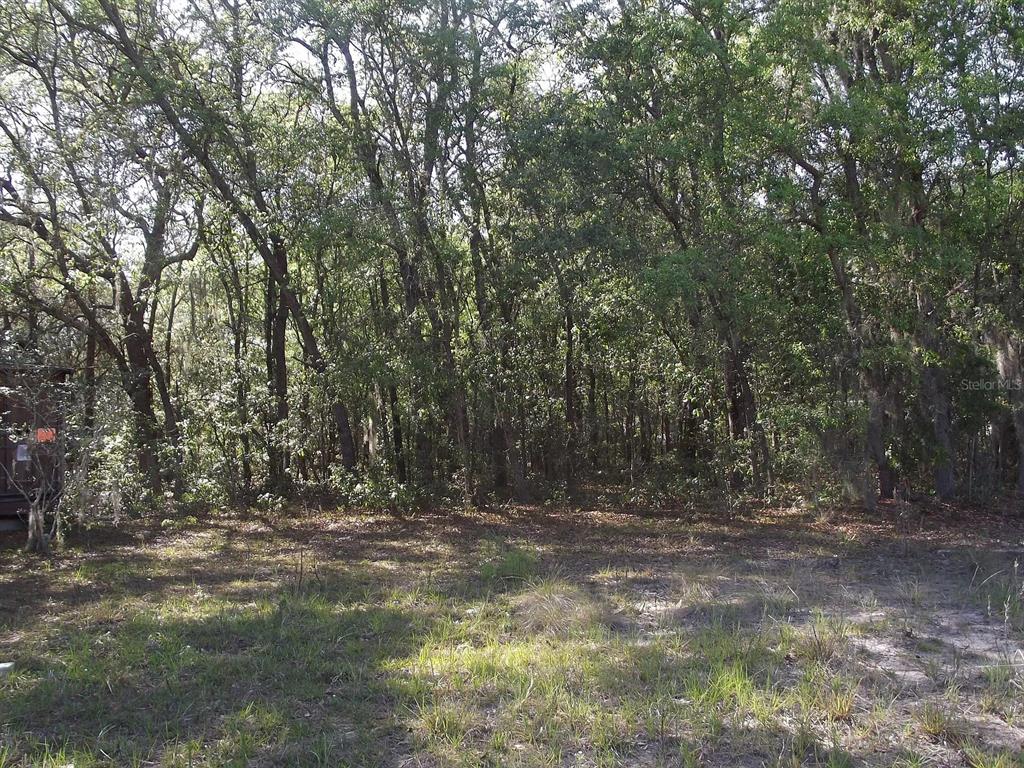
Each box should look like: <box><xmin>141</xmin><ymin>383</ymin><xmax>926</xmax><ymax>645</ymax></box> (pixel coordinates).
<box><xmin>721</xmin><ymin>334</ymin><xmax>767</xmax><ymax>492</ymax></box>
<box><xmin>117</xmin><ymin>276</ymin><xmax>164</xmax><ymax>496</ymax></box>
<box><xmin>866</xmin><ymin>384</ymin><xmax>897</xmax><ymax>501</ymax></box>
<box><xmin>919</xmin><ymin>362</ymin><xmax>956</xmax><ymax>500</ymax></box>
<box><xmin>332</xmin><ymin>401</ymin><xmax>357</xmax><ymax>471</ymax></box>
<box><xmin>916</xmin><ymin>290</ymin><xmax>956</xmax><ymax>501</ymax></box>
<box><xmin>25</xmin><ymin>499</ymin><xmax>49</xmax><ymax>554</ymax></box>
<box><xmin>264</xmin><ymin>260</ymin><xmax>289</xmax><ymax>490</ymax></box>
<box><xmin>504</xmin><ymin>406</ymin><xmax>530</xmax><ymax>501</ymax></box>
<box><xmin>125</xmin><ymin>372</ymin><xmax>163</xmax><ymax>496</ymax></box>
<box><xmin>387</xmin><ymin>384</ymin><xmax>408</xmax><ymax>484</ymax></box>
<box><xmin>563</xmin><ymin>305</ymin><xmax>579</xmax><ymax>501</ymax></box>
<box><xmin>586</xmin><ymin>352</ymin><xmax>599</xmax><ymax>469</ymax></box>
<box><xmin>84</xmin><ymin>326</ymin><xmax>97</xmax><ymax>436</ymax></box>
<box><xmin>991</xmin><ymin>330</ymin><xmax>1024</xmax><ymax>503</ymax></box>
<box><xmin>1014</xmin><ymin>410</ymin><xmax>1024</xmax><ymax>503</ymax></box>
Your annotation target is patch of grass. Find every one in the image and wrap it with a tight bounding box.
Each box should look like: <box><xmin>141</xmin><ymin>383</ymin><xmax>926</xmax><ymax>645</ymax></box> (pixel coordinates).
<box><xmin>914</xmin><ymin>636</ymin><xmax>944</xmax><ymax>653</ymax></box>
<box><xmin>3</xmin><ymin>506</ymin><xmax>1023</xmax><ymax>767</ymax></box>
<box><xmin>0</xmin><ymin>572</ymin><xmax>436</xmax><ymax>766</ymax></box>
<box><xmin>160</xmin><ymin>515</ymin><xmax>199</xmax><ymax>532</ymax></box>
<box><xmin>980</xmin><ymin>561</ymin><xmax>1024</xmax><ymax>633</ymax></box>
<box><xmin>979</xmin><ymin>659</ymin><xmax>1023</xmax><ymax>719</ymax></box>
<box><xmin>758</xmin><ymin>581</ymin><xmax>800</xmax><ymax>619</ymax></box>
<box><xmin>896</xmin><ymin>575</ymin><xmax>924</xmax><ymax>609</ymax></box>
<box><xmin>982</xmin><ymin>662</ymin><xmax>1016</xmax><ymax>689</ymax></box>
<box><xmin>418</xmin><ymin>701</ymin><xmax>473</xmax><ymax>748</ymax></box>
<box><xmin>963</xmin><ymin>744</ymin><xmax>1023</xmax><ymax>768</ymax></box>
<box><xmin>819</xmin><ymin>677</ymin><xmax>858</xmax><ymax>722</ymax></box>
<box><xmin>823</xmin><ymin>748</ymin><xmax>855</xmax><ymax>768</ymax></box>
<box><xmin>796</xmin><ymin>611</ymin><xmax>850</xmax><ymax>664</ymax></box>
<box><xmin>477</xmin><ymin>539</ymin><xmax>540</xmax><ymax>586</ymax></box>
<box><xmin>397</xmin><ymin>618</ymin><xmax>796</xmax><ymax>765</ymax></box>
<box><xmin>511</xmin><ymin>579</ymin><xmax>614</xmax><ymax>636</ymax></box>
<box><xmin>914</xmin><ymin>703</ymin><xmax>968</xmax><ymax>745</ymax></box>
<box><xmin>214</xmin><ymin>702</ymin><xmax>290</xmax><ymax>763</ymax></box>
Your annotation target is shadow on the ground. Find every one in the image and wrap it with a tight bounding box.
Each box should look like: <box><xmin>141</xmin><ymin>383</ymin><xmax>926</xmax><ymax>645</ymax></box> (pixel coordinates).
<box><xmin>1</xmin><ymin>501</ymin><xmax>1022</xmax><ymax>766</ymax></box>
<box><xmin>3</xmin><ymin>572</ymin><xmax>437</xmax><ymax>766</ymax></box>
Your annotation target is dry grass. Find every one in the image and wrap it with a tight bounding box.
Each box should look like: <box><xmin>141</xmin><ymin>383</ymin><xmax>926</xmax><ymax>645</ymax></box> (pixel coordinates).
<box><xmin>511</xmin><ymin>579</ymin><xmax>616</xmax><ymax>635</ymax></box>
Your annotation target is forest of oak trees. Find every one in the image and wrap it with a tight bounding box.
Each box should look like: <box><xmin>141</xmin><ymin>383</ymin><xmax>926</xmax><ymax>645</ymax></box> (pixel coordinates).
<box><xmin>1</xmin><ymin>0</ymin><xmax>1023</xmax><ymax>531</ymax></box>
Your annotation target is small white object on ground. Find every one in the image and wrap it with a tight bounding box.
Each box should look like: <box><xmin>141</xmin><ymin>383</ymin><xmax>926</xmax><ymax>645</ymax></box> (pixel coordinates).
<box><xmin>0</xmin><ymin>661</ymin><xmax>13</xmax><ymax>676</ymax></box>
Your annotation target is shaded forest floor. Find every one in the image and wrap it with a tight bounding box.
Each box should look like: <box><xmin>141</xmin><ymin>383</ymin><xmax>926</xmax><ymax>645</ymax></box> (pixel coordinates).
<box><xmin>2</xmin><ymin>500</ymin><xmax>1024</xmax><ymax>767</ymax></box>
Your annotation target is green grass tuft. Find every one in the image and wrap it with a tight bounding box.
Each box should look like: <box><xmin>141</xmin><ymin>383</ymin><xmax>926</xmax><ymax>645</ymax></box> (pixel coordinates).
<box><xmin>478</xmin><ymin>539</ymin><xmax>540</xmax><ymax>585</ymax></box>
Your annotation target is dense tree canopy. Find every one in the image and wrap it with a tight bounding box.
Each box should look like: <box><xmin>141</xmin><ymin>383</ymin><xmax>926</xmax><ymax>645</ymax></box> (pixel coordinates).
<box><xmin>1</xmin><ymin>0</ymin><xmax>1022</xmax><ymax>539</ymax></box>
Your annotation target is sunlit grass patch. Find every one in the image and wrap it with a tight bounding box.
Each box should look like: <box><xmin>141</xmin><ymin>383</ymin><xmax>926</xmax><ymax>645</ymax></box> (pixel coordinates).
<box><xmin>816</xmin><ymin>677</ymin><xmax>858</xmax><ymax>723</ymax></box>
<box><xmin>511</xmin><ymin>579</ymin><xmax>618</xmax><ymax>636</ymax></box>
<box><xmin>389</xmin><ymin>608</ymin><xmax>813</xmax><ymax>764</ymax></box>
<box><xmin>397</xmin><ymin>637</ymin><xmax>599</xmax><ymax>761</ymax></box>
<box><xmin>795</xmin><ymin>611</ymin><xmax>851</xmax><ymax>665</ymax></box>
<box><xmin>963</xmin><ymin>744</ymin><xmax>1024</xmax><ymax>768</ymax></box>
<box><xmin>213</xmin><ymin>702</ymin><xmax>290</xmax><ymax>763</ymax></box>
<box><xmin>400</xmin><ymin>635</ymin><xmax>677</xmax><ymax>759</ymax></box>
<box><xmin>477</xmin><ymin>539</ymin><xmax>540</xmax><ymax>586</ymax></box>
<box><xmin>914</xmin><ymin>702</ymin><xmax>969</xmax><ymax>745</ymax></box>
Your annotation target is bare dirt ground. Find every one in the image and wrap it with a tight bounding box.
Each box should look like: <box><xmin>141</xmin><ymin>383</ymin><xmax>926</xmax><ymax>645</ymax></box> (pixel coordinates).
<box><xmin>1</xmin><ymin>500</ymin><xmax>1023</xmax><ymax>767</ymax></box>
